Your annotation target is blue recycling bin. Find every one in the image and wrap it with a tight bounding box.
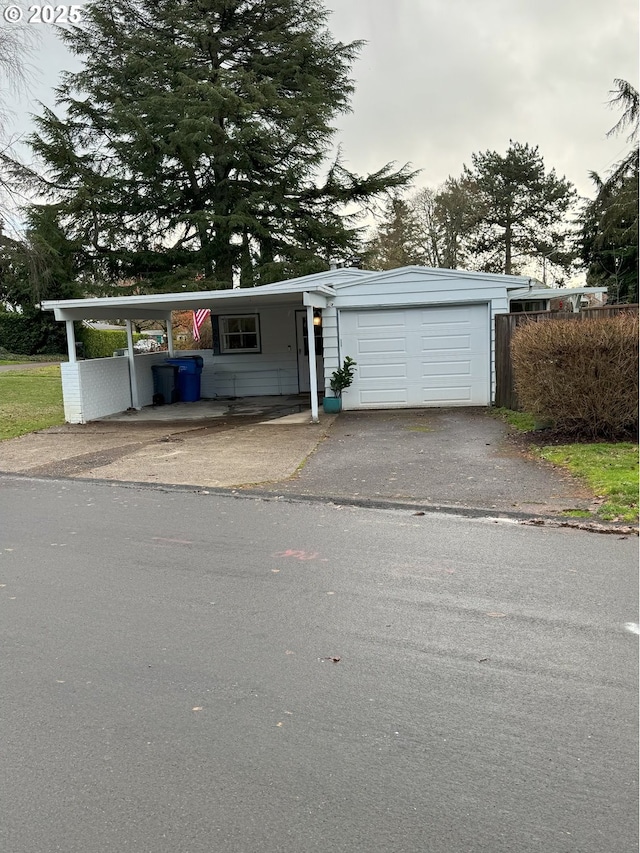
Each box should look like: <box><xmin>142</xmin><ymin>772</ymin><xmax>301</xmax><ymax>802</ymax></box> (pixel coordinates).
<box><xmin>165</xmin><ymin>356</ymin><xmax>204</xmax><ymax>402</ymax></box>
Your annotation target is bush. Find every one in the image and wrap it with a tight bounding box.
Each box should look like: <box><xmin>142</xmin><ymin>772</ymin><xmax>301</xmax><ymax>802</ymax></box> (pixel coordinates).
<box><xmin>76</xmin><ymin>326</ymin><xmax>142</xmax><ymax>358</ymax></box>
<box><xmin>0</xmin><ymin>311</ymin><xmax>67</xmax><ymax>355</ymax></box>
<box><xmin>511</xmin><ymin>314</ymin><xmax>639</xmax><ymax>439</ymax></box>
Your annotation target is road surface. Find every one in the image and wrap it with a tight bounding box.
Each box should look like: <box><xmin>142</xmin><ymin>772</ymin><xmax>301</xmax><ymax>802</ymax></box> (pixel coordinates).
<box><xmin>0</xmin><ymin>476</ymin><xmax>637</xmax><ymax>853</ymax></box>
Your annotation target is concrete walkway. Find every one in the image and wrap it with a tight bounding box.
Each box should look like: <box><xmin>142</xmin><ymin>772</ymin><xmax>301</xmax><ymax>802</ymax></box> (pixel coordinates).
<box><xmin>0</xmin><ymin>405</ymin><xmax>596</xmax><ymax>518</ymax></box>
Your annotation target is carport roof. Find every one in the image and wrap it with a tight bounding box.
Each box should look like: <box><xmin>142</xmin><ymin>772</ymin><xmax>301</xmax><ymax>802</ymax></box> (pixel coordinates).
<box><xmin>42</xmin><ymin>280</ymin><xmax>336</xmax><ymax>321</ymax></box>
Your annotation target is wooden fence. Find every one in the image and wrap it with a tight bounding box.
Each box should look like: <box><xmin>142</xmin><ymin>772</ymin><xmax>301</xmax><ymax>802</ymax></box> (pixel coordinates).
<box><xmin>494</xmin><ymin>304</ymin><xmax>639</xmax><ymax>411</ymax></box>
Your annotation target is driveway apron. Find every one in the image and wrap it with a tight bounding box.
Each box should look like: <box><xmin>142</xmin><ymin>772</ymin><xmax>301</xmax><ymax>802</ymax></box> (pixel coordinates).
<box><xmin>260</xmin><ymin>408</ymin><xmax>594</xmax><ymax>516</ymax></box>
<box><xmin>0</xmin><ymin>407</ymin><xmax>594</xmax><ymax>516</ymax></box>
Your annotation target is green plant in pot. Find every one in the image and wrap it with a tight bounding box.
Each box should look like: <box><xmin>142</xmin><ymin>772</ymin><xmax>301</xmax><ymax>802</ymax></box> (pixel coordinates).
<box><xmin>323</xmin><ymin>356</ymin><xmax>357</xmax><ymax>413</ymax></box>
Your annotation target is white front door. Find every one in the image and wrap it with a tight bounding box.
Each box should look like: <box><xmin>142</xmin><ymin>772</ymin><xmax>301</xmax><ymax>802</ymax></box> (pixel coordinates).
<box><xmin>339</xmin><ymin>304</ymin><xmax>490</xmax><ymax>408</ymax></box>
<box><xmin>296</xmin><ymin>310</ymin><xmax>324</xmax><ymax>393</ymax></box>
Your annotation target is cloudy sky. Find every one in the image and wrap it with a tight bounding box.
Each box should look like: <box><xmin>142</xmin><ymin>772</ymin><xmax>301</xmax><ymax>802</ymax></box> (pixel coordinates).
<box><xmin>5</xmin><ymin>0</ymin><xmax>639</xmax><ymax>201</ymax></box>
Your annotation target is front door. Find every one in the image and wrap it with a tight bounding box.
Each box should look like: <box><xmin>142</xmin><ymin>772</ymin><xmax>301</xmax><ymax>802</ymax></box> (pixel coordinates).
<box><xmin>296</xmin><ymin>310</ymin><xmax>324</xmax><ymax>393</ymax></box>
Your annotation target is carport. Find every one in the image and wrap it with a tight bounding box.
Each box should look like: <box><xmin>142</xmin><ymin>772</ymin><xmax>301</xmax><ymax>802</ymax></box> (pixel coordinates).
<box><xmin>42</xmin><ymin>280</ymin><xmax>334</xmax><ymax>425</ymax></box>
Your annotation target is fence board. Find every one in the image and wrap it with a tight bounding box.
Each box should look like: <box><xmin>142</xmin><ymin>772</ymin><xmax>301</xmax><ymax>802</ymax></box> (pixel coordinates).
<box><xmin>494</xmin><ymin>305</ymin><xmax>639</xmax><ymax>411</ymax></box>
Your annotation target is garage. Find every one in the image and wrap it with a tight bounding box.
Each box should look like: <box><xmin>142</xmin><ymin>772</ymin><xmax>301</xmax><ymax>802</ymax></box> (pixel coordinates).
<box><xmin>339</xmin><ymin>304</ymin><xmax>490</xmax><ymax>408</ymax></box>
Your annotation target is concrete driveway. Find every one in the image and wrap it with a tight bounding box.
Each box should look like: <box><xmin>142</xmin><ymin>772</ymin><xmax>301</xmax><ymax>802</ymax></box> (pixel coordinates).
<box><xmin>0</xmin><ymin>404</ymin><xmax>596</xmax><ymax>518</ymax></box>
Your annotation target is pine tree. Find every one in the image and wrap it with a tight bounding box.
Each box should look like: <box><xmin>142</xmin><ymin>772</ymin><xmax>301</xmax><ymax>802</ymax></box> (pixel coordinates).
<box><xmin>462</xmin><ymin>141</ymin><xmax>576</xmax><ymax>276</ymax></box>
<box><xmin>28</xmin><ymin>0</ymin><xmax>412</xmax><ymax>293</ymax></box>
<box><xmin>364</xmin><ymin>195</ymin><xmax>425</xmax><ymax>270</ymax></box>
<box><xmin>579</xmin><ymin>80</ymin><xmax>639</xmax><ymax>303</ymax></box>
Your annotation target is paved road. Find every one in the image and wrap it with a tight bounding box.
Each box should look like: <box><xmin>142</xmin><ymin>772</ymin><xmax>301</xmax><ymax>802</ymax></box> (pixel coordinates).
<box><xmin>0</xmin><ymin>476</ymin><xmax>637</xmax><ymax>853</ymax></box>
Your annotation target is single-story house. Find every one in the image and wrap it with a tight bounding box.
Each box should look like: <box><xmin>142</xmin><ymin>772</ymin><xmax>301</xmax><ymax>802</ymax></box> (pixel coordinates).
<box><xmin>42</xmin><ymin>266</ymin><xmax>606</xmax><ymax>424</ymax></box>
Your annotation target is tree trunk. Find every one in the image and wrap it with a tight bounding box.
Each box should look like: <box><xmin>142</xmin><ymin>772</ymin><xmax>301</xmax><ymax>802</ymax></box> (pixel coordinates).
<box><xmin>504</xmin><ymin>219</ymin><xmax>512</xmax><ymax>275</ymax></box>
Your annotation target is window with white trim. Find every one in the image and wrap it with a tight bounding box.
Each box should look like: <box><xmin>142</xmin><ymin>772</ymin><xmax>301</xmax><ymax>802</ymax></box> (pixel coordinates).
<box><xmin>219</xmin><ymin>314</ymin><xmax>260</xmax><ymax>353</ymax></box>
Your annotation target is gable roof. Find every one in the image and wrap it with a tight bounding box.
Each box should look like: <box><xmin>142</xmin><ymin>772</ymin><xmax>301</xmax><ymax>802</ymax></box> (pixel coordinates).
<box><xmin>329</xmin><ymin>265</ymin><xmax>539</xmax><ymax>290</ymax></box>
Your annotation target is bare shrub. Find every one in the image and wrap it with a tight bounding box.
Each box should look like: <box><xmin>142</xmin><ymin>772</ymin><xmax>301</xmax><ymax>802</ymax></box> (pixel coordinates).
<box><xmin>511</xmin><ymin>313</ymin><xmax>639</xmax><ymax>439</ymax></box>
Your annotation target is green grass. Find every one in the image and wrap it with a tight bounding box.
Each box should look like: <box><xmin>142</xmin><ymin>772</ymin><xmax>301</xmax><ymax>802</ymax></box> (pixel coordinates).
<box><xmin>491</xmin><ymin>408</ymin><xmax>639</xmax><ymax>523</ymax></box>
<box><xmin>538</xmin><ymin>443</ymin><xmax>638</xmax><ymax>522</ymax></box>
<box><xmin>490</xmin><ymin>407</ymin><xmax>537</xmax><ymax>432</ymax></box>
<box><xmin>0</xmin><ymin>366</ymin><xmax>65</xmax><ymax>440</ymax></box>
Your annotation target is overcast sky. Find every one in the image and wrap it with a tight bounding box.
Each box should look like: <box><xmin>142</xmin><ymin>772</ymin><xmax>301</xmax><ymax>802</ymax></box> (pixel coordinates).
<box><xmin>5</xmin><ymin>0</ymin><xmax>639</xmax><ymax>201</ymax></box>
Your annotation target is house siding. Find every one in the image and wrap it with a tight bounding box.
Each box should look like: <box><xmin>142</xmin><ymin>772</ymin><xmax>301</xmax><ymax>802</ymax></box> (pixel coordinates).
<box><xmin>200</xmin><ymin>306</ymin><xmax>299</xmax><ymax>397</ymax></box>
<box><xmin>62</xmin><ymin>357</ymin><xmax>132</xmax><ymax>423</ymax></box>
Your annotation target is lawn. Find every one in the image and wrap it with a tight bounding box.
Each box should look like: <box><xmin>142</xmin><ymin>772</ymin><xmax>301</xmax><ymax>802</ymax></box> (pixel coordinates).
<box><xmin>0</xmin><ymin>366</ymin><xmax>65</xmax><ymax>440</ymax></box>
<box><xmin>538</xmin><ymin>443</ymin><xmax>638</xmax><ymax>522</ymax></box>
<box><xmin>492</xmin><ymin>408</ymin><xmax>639</xmax><ymax>523</ymax></box>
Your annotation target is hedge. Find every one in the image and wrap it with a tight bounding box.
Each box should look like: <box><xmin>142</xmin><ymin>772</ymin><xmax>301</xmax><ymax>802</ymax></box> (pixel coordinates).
<box><xmin>511</xmin><ymin>313</ymin><xmax>639</xmax><ymax>439</ymax></box>
<box><xmin>0</xmin><ymin>311</ymin><xmax>67</xmax><ymax>355</ymax></box>
<box><xmin>76</xmin><ymin>326</ymin><xmax>142</xmax><ymax>358</ymax></box>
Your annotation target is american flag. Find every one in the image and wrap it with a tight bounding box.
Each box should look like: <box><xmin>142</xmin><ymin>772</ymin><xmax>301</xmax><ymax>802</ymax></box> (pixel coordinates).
<box><xmin>192</xmin><ymin>308</ymin><xmax>211</xmax><ymax>341</ymax></box>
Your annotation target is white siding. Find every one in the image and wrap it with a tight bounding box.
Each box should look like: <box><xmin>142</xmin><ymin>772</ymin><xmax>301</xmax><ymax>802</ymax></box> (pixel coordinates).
<box><xmin>62</xmin><ymin>357</ymin><xmax>132</xmax><ymax>423</ymax></box>
<box><xmin>320</xmin><ymin>305</ymin><xmax>339</xmax><ymax>396</ymax></box>
<box><xmin>207</xmin><ymin>306</ymin><xmax>300</xmax><ymax>396</ymax></box>
<box><xmin>60</xmin><ymin>362</ymin><xmax>82</xmax><ymax>423</ymax></box>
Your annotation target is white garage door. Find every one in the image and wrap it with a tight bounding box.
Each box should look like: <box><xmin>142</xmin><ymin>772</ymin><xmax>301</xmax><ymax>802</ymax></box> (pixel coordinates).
<box><xmin>339</xmin><ymin>305</ymin><xmax>490</xmax><ymax>408</ymax></box>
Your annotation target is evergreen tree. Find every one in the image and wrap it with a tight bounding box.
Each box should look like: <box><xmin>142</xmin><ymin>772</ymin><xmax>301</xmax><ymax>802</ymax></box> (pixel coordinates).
<box><xmin>461</xmin><ymin>141</ymin><xmax>576</xmax><ymax>276</ymax></box>
<box><xmin>28</xmin><ymin>0</ymin><xmax>412</xmax><ymax>292</ymax></box>
<box><xmin>365</xmin><ymin>180</ymin><xmax>476</xmax><ymax>273</ymax></box>
<box><xmin>0</xmin><ymin>206</ymin><xmax>81</xmax><ymax>311</ymax></box>
<box><xmin>579</xmin><ymin>80</ymin><xmax>639</xmax><ymax>303</ymax></box>
<box><xmin>431</xmin><ymin>178</ymin><xmax>475</xmax><ymax>270</ymax></box>
<box><xmin>364</xmin><ymin>195</ymin><xmax>425</xmax><ymax>270</ymax></box>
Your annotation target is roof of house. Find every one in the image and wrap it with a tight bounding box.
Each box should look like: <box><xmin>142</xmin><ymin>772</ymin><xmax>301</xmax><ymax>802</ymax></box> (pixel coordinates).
<box><xmin>42</xmin><ymin>266</ymin><xmax>606</xmax><ymax>322</ymax></box>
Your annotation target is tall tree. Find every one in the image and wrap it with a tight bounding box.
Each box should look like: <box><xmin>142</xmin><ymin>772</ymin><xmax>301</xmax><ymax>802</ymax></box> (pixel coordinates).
<box><xmin>579</xmin><ymin>79</ymin><xmax>639</xmax><ymax>304</ymax></box>
<box><xmin>430</xmin><ymin>178</ymin><xmax>475</xmax><ymax>270</ymax></box>
<box><xmin>0</xmin><ymin>206</ymin><xmax>81</xmax><ymax>312</ymax></box>
<box><xmin>364</xmin><ymin>195</ymin><xmax>425</xmax><ymax>270</ymax></box>
<box><xmin>461</xmin><ymin>141</ymin><xmax>576</xmax><ymax>276</ymax></box>
<box><xmin>27</xmin><ymin>0</ymin><xmax>412</xmax><ymax>293</ymax></box>
<box><xmin>0</xmin><ymin>20</ymin><xmax>40</xmax><ymax>229</ymax></box>
<box><xmin>364</xmin><ymin>180</ymin><xmax>476</xmax><ymax>272</ymax></box>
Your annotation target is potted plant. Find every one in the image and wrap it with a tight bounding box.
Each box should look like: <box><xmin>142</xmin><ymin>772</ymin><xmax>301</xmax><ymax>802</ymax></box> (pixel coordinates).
<box><xmin>323</xmin><ymin>356</ymin><xmax>357</xmax><ymax>413</ymax></box>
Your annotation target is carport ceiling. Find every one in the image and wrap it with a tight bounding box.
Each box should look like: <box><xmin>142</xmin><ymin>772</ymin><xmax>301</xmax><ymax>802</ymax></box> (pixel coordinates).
<box><xmin>42</xmin><ymin>283</ymin><xmax>335</xmax><ymax>322</ymax></box>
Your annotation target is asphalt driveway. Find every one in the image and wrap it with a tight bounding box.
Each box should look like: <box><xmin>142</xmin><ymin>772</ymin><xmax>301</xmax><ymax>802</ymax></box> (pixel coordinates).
<box><xmin>261</xmin><ymin>408</ymin><xmax>595</xmax><ymax>516</ymax></box>
<box><xmin>0</xmin><ymin>406</ymin><xmax>595</xmax><ymax>518</ymax></box>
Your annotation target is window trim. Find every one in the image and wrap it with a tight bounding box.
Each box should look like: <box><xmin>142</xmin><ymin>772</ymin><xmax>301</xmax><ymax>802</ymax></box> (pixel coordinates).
<box><xmin>218</xmin><ymin>313</ymin><xmax>261</xmax><ymax>354</ymax></box>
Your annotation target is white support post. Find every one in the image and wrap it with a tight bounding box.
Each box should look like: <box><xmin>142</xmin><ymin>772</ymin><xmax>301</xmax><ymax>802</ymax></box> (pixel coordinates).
<box><xmin>65</xmin><ymin>320</ymin><xmax>77</xmax><ymax>364</ymax></box>
<box><xmin>166</xmin><ymin>314</ymin><xmax>175</xmax><ymax>356</ymax></box>
<box><xmin>125</xmin><ymin>320</ymin><xmax>140</xmax><ymax>410</ymax></box>
<box><xmin>306</xmin><ymin>304</ymin><xmax>319</xmax><ymax>423</ymax></box>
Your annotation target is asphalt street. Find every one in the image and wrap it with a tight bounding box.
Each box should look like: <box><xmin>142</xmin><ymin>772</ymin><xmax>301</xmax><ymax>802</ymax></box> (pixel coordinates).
<box><xmin>0</xmin><ymin>476</ymin><xmax>637</xmax><ymax>853</ymax></box>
